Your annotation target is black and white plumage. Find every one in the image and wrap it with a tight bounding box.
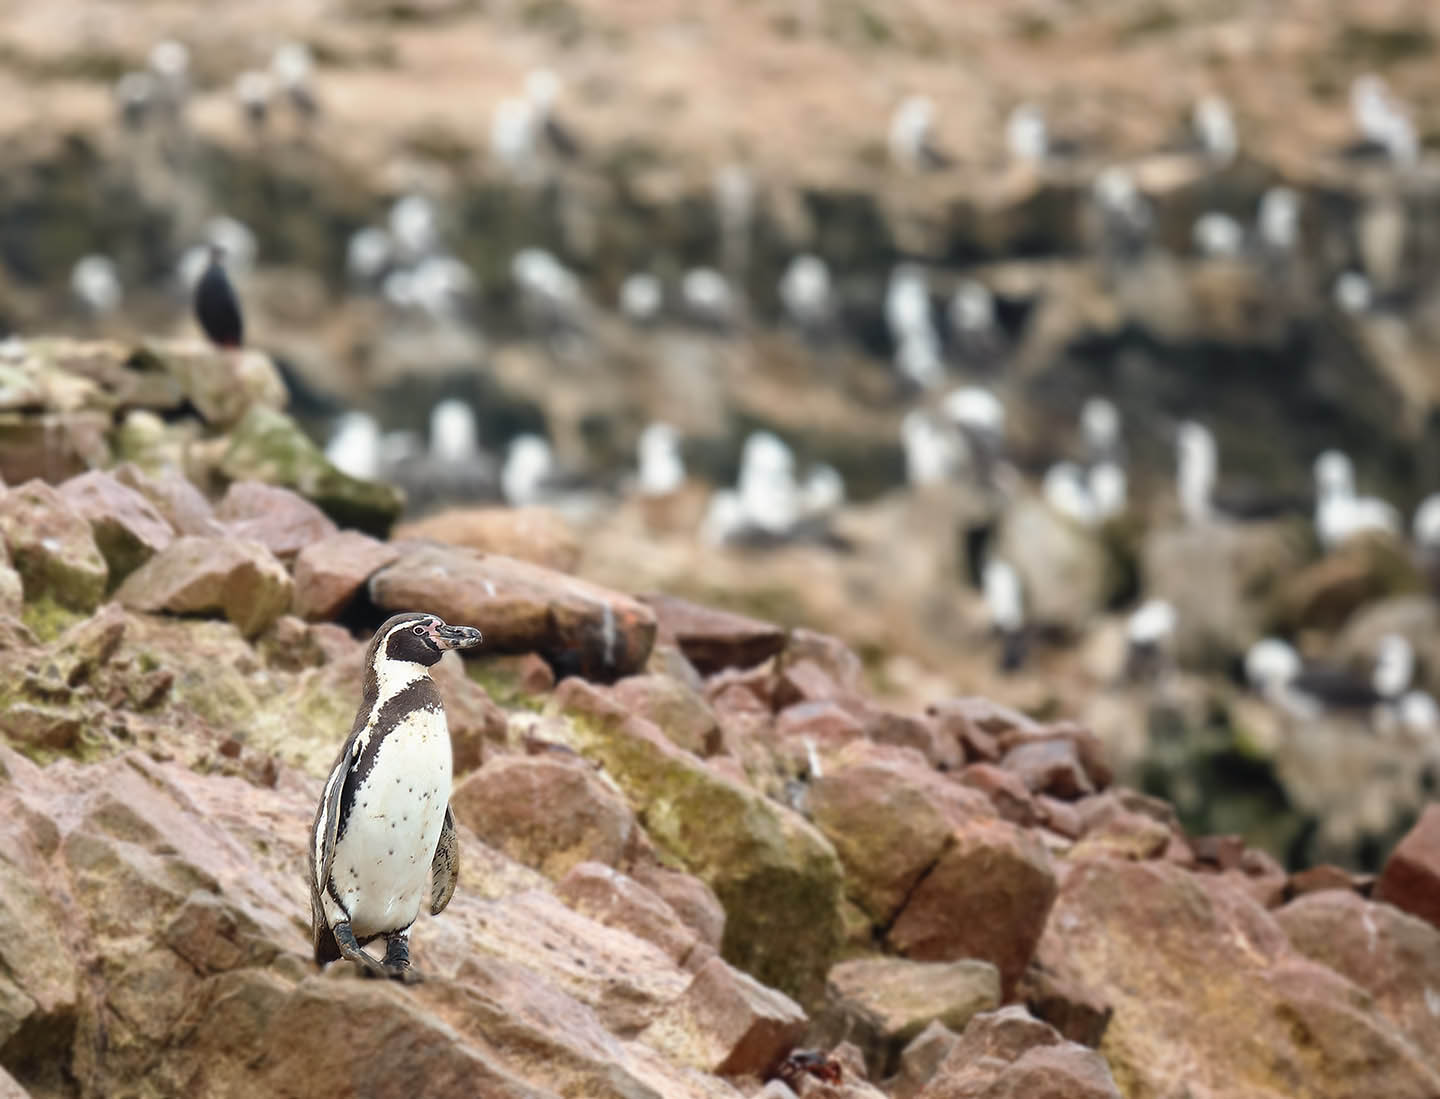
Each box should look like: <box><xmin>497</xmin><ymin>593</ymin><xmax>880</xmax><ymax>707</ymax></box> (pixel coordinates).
<box><xmin>194</xmin><ymin>245</ymin><xmax>244</xmax><ymax>349</ymax></box>
<box><xmin>309</xmin><ymin>613</ymin><xmax>483</xmax><ymax>981</ymax></box>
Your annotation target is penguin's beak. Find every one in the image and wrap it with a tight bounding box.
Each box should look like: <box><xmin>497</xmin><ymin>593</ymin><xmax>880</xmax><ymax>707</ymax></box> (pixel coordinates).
<box><xmin>432</xmin><ymin>622</ymin><xmax>483</xmax><ymax>650</ymax></box>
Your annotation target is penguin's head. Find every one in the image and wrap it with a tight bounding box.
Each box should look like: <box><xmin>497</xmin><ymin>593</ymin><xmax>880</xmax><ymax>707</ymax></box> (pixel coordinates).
<box><xmin>374</xmin><ymin>612</ymin><xmax>483</xmax><ymax>670</ymax></box>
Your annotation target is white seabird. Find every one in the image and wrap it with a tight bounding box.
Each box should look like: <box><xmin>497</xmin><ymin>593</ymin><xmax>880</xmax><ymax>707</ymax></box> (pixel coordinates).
<box><xmin>982</xmin><ymin>557</ymin><xmax>1027</xmax><ymax>672</ymax></box>
<box><xmin>619</xmin><ymin>272</ymin><xmax>663</xmax><ymax>325</ymax></box>
<box><xmin>888</xmin><ymin>96</ymin><xmax>951</xmax><ymax>172</ymax></box>
<box><xmin>70</xmin><ymin>255</ymin><xmax>123</xmax><ymax>314</ymax></box>
<box><xmin>1313</xmin><ymin>449</ymin><xmax>1400</xmax><ymax>550</ymax></box>
<box><xmin>637</xmin><ymin>422</ymin><xmax>685</xmax><ymax>497</ymax></box>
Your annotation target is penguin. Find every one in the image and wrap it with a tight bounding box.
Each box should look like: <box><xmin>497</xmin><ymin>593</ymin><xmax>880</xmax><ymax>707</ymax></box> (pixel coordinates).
<box><xmin>194</xmin><ymin>244</ymin><xmax>244</xmax><ymax>349</ymax></box>
<box><xmin>309</xmin><ymin>612</ymin><xmax>483</xmax><ymax>981</ymax></box>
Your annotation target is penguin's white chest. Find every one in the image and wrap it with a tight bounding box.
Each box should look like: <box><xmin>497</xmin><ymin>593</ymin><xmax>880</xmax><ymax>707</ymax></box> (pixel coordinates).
<box><xmin>330</xmin><ymin>706</ymin><xmax>452</xmax><ymax>939</ymax></box>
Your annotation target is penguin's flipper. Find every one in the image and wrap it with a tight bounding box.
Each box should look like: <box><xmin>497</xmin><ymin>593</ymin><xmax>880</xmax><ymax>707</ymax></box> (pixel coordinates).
<box><xmin>430</xmin><ymin>805</ymin><xmax>459</xmax><ymax>915</ymax></box>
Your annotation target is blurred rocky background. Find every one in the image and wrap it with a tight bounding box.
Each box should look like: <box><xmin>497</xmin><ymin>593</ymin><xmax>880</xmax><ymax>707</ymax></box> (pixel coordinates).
<box><xmin>2</xmin><ymin>0</ymin><xmax>1440</xmax><ymax>1096</ymax></box>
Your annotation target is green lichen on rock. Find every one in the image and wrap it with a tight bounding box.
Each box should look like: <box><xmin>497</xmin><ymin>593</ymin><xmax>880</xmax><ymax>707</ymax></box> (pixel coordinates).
<box><xmin>0</xmin><ymin>481</ymin><xmax>108</xmax><ymax>614</ymax></box>
<box><xmin>219</xmin><ymin>407</ymin><xmax>404</xmax><ymax>537</ymax></box>
<box><xmin>548</xmin><ymin>681</ymin><xmax>845</xmax><ymax>1008</ymax></box>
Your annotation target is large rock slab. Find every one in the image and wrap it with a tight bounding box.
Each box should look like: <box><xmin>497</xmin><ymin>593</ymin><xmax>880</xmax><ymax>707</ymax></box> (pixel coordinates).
<box><xmin>551</xmin><ymin>678</ymin><xmax>845</xmax><ymax>1007</ymax></box>
<box><xmin>219</xmin><ymin>406</ymin><xmax>404</xmax><ymax>536</ymax></box>
<box><xmin>1276</xmin><ymin>890</ymin><xmax>1440</xmax><ymax>1057</ymax></box>
<box><xmin>371</xmin><ymin>543</ymin><xmax>657</xmax><ymax>680</ymax></box>
<box><xmin>639</xmin><ymin>592</ymin><xmax>787</xmax><ymax>674</ymax></box>
<box><xmin>214</xmin><ymin>481</ymin><xmax>339</xmax><ymax>563</ymax></box>
<box><xmin>451</xmin><ymin>754</ymin><xmax>636</xmax><ymax>880</ymax></box>
<box><xmin>57</xmin><ymin>470</ymin><xmax>174</xmax><ymax>586</ymax></box>
<box><xmin>887</xmin><ymin>816</ymin><xmax>1057</xmax><ymax>997</ymax></box>
<box><xmin>640</xmin><ymin>955</ymin><xmax>807</xmax><ymax>1076</ymax></box>
<box><xmin>557</xmin><ymin>861</ymin><xmax>700</xmax><ymax>965</ymax></box>
<box><xmin>820</xmin><ymin>957</ymin><xmax>1000</xmax><ymax>1079</ymax></box>
<box><xmin>115</xmin><ymin>536</ymin><xmax>292</xmax><ymax>638</ymax></box>
<box><xmin>0</xmin><ymin>479</ymin><xmax>108</xmax><ymax>612</ymax></box>
<box><xmin>1036</xmin><ymin>858</ymin><xmax>1440</xmax><ymax>1099</ymax></box>
<box><xmin>1374</xmin><ymin>804</ymin><xmax>1440</xmax><ymax>930</ymax></box>
<box><xmin>809</xmin><ymin>741</ymin><xmax>994</xmax><ymax>925</ymax></box>
<box><xmin>112</xmin><ymin>463</ymin><xmax>224</xmax><ymax>537</ymax></box>
<box><xmin>292</xmin><ymin>530</ymin><xmax>402</xmax><ymax>621</ymax></box>
<box><xmin>394</xmin><ymin>507</ymin><xmax>582</xmax><ymax>573</ymax></box>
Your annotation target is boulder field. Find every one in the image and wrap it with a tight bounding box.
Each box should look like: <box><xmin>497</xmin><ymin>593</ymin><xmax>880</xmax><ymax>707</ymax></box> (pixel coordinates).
<box><xmin>0</xmin><ymin>445</ymin><xmax>1438</xmax><ymax>1099</ymax></box>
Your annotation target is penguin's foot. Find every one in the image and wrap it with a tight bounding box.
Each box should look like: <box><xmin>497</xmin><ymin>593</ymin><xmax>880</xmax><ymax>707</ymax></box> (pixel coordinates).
<box><xmin>332</xmin><ymin>921</ymin><xmax>388</xmax><ymax>980</ymax></box>
<box><xmin>381</xmin><ymin>934</ymin><xmax>423</xmax><ymax>984</ymax></box>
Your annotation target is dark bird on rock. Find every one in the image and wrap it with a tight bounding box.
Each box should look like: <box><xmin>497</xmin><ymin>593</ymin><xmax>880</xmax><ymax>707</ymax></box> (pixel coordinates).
<box><xmin>194</xmin><ymin>244</ymin><xmax>244</xmax><ymax>348</ymax></box>
<box><xmin>309</xmin><ymin>612</ymin><xmax>483</xmax><ymax>981</ymax></box>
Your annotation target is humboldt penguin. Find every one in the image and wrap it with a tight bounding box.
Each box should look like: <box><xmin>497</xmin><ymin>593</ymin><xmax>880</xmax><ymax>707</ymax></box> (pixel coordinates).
<box><xmin>309</xmin><ymin>612</ymin><xmax>483</xmax><ymax>981</ymax></box>
<box><xmin>194</xmin><ymin>244</ymin><xmax>244</xmax><ymax>348</ymax></box>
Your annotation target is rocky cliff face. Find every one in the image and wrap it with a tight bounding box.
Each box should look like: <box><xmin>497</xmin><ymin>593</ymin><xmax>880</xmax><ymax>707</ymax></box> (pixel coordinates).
<box><xmin>0</xmin><ymin>339</ymin><xmax>1438</xmax><ymax>1099</ymax></box>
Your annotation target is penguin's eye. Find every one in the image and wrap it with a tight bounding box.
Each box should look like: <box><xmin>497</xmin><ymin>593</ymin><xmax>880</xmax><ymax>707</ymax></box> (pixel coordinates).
<box><xmin>412</xmin><ymin>624</ymin><xmax>427</xmax><ymax>636</ymax></box>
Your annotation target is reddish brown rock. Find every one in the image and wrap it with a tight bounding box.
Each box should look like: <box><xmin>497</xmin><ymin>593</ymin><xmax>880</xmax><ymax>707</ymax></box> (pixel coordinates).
<box><xmin>215</xmin><ymin>481</ymin><xmax>339</xmax><ymax>563</ymax></box>
<box><xmin>393</xmin><ymin>506</ymin><xmax>582</xmax><ymax>572</ymax></box>
<box><xmin>1000</xmin><ymin>738</ymin><xmax>1093</xmax><ymax>800</ymax></box>
<box><xmin>292</xmin><ymin>530</ymin><xmax>401</xmax><ymax>621</ymax></box>
<box><xmin>372</xmin><ymin>544</ymin><xmax>656</xmax><ymax>679</ymax></box>
<box><xmin>820</xmin><ymin>957</ymin><xmax>1000</xmax><ymax>1079</ymax></box>
<box><xmin>1036</xmin><ymin>858</ymin><xmax>1440</xmax><ymax>1099</ymax></box>
<box><xmin>706</xmin><ymin>662</ymin><xmax>776</xmax><ymax>712</ymax></box>
<box><xmin>774</xmin><ymin>659</ymin><xmax>848</xmax><ymax>708</ymax></box>
<box><xmin>612</xmin><ymin>674</ymin><xmax>722</xmax><ymax>756</ymax></box>
<box><xmin>775</xmin><ymin>700</ymin><xmax>866</xmax><ymax>751</ymax></box>
<box><xmin>810</xmin><ymin>741</ymin><xmax>994</xmax><ymax>924</ymax></box>
<box><xmin>1276</xmin><ymin>889</ymin><xmax>1440</xmax><ymax>1057</ymax></box>
<box><xmin>957</xmin><ymin>764</ymin><xmax>1041</xmax><ymax>827</ymax></box>
<box><xmin>640</xmin><ymin>955</ymin><xmax>808</xmax><ymax>1076</ymax></box>
<box><xmin>114</xmin><ymin>536</ymin><xmax>291</xmax><ymax>638</ymax></box>
<box><xmin>57</xmin><ymin>470</ymin><xmax>174</xmax><ymax>584</ymax></box>
<box><xmin>629</xmin><ymin>863</ymin><xmax>727</xmax><ymax>951</ymax></box>
<box><xmin>784</xmin><ymin>628</ymin><xmax>865</xmax><ymax>692</ymax></box>
<box><xmin>894</xmin><ymin>1021</ymin><xmax>960</xmax><ymax>1099</ymax></box>
<box><xmin>861</xmin><ymin>705</ymin><xmax>959</xmax><ymax>771</ymax></box>
<box><xmin>451</xmin><ymin>754</ymin><xmax>635</xmax><ymax>879</ymax></box>
<box><xmin>1285</xmin><ymin>863</ymin><xmax>1364</xmax><ymax>899</ymax></box>
<box><xmin>1374</xmin><ymin>805</ymin><xmax>1440</xmax><ymax>930</ymax></box>
<box><xmin>997</xmin><ymin>721</ymin><xmax>1113</xmax><ymax>792</ymax></box>
<box><xmin>640</xmin><ymin>592</ymin><xmax>787</xmax><ymax>674</ymax></box>
<box><xmin>1035</xmin><ymin>796</ymin><xmax>1082</xmax><ymax>840</ymax></box>
<box><xmin>1070</xmin><ymin>796</ymin><xmax>1171</xmax><ymax>862</ymax></box>
<box><xmin>926</xmin><ymin>698</ymin><xmax>1043</xmax><ymax>763</ymax></box>
<box><xmin>918</xmin><ymin>1006</ymin><xmax>1121</xmax><ymax>1099</ymax></box>
<box><xmin>557</xmin><ymin>861</ymin><xmax>699</xmax><ymax>964</ymax></box>
<box><xmin>112</xmin><ymin>463</ymin><xmax>223</xmax><ymax>537</ymax></box>
<box><xmin>1190</xmin><ymin>833</ymin><xmax>1247</xmax><ymax>871</ymax></box>
<box><xmin>887</xmin><ymin>816</ymin><xmax>1057</xmax><ymax>996</ymax></box>
<box><xmin>1014</xmin><ymin>966</ymin><xmax>1112</xmax><ymax>1048</ymax></box>
<box><xmin>0</xmin><ymin>479</ymin><xmax>108</xmax><ymax>612</ymax></box>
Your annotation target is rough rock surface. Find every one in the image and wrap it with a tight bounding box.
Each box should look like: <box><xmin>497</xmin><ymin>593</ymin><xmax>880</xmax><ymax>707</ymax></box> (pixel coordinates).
<box><xmin>115</xmin><ymin>536</ymin><xmax>293</xmax><ymax>639</ymax></box>
<box><xmin>640</xmin><ymin>593</ymin><xmax>788</xmax><ymax>674</ymax></box>
<box><xmin>820</xmin><ymin>957</ymin><xmax>1001</xmax><ymax>1079</ymax></box>
<box><xmin>1036</xmin><ymin>858</ymin><xmax>1440</xmax><ymax>1098</ymax></box>
<box><xmin>56</xmin><ymin>470</ymin><xmax>175</xmax><ymax>585</ymax></box>
<box><xmin>214</xmin><ymin>481</ymin><xmax>340</xmax><ymax>563</ymax></box>
<box><xmin>887</xmin><ymin>816</ymin><xmax>1058</xmax><ymax>997</ymax></box>
<box><xmin>1374</xmin><ymin>805</ymin><xmax>1440</xmax><ymax>930</ymax></box>
<box><xmin>393</xmin><ymin>507</ymin><xmax>582</xmax><ymax>573</ymax></box>
<box><xmin>0</xmin><ymin>479</ymin><xmax>108</xmax><ymax>613</ymax></box>
<box><xmin>292</xmin><ymin>530</ymin><xmax>402</xmax><ymax>621</ymax></box>
<box><xmin>918</xmin><ymin>1006</ymin><xmax>1123</xmax><ymax>1099</ymax></box>
<box><xmin>451</xmin><ymin>754</ymin><xmax>636</xmax><ymax>879</ymax></box>
<box><xmin>550</xmin><ymin>678</ymin><xmax>845</xmax><ymax>1008</ymax></box>
<box><xmin>371</xmin><ymin>544</ymin><xmax>657</xmax><ymax>680</ymax></box>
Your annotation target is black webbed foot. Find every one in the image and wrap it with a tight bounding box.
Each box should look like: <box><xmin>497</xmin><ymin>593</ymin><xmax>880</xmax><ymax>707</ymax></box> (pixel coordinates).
<box><xmin>382</xmin><ymin>933</ymin><xmax>423</xmax><ymax>984</ymax></box>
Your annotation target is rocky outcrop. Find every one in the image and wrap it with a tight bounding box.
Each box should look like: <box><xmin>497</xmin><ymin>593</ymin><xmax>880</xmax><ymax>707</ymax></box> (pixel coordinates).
<box><xmin>115</xmin><ymin>536</ymin><xmax>293</xmax><ymax>639</ymax></box>
<box><xmin>370</xmin><ymin>543</ymin><xmax>657</xmax><ymax>680</ymax></box>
